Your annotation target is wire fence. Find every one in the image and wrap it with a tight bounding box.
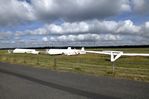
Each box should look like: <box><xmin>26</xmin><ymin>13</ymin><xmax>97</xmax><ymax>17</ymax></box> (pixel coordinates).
<box><xmin>0</xmin><ymin>54</ymin><xmax>149</xmax><ymax>82</ymax></box>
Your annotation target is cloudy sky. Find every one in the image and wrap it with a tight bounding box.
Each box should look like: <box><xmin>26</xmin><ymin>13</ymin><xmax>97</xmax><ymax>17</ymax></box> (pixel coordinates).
<box><xmin>0</xmin><ymin>0</ymin><xmax>149</xmax><ymax>48</ymax></box>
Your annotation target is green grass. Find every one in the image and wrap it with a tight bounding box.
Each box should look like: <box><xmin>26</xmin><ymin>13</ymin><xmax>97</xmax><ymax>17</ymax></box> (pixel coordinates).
<box><xmin>0</xmin><ymin>48</ymin><xmax>149</xmax><ymax>82</ymax></box>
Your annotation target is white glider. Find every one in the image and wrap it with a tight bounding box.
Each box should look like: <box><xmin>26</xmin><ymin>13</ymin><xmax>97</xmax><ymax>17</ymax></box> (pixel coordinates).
<box><xmin>86</xmin><ymin>50</ymin><xmax>149</xmax><ymax>62</ymax></box>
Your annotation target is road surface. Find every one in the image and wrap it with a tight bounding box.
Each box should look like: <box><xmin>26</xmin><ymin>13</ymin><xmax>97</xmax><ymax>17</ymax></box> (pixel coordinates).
<box><xmin>0</xmin><ymin>62</ymin><xmax>148</xmax><ymax>99</ymax></box>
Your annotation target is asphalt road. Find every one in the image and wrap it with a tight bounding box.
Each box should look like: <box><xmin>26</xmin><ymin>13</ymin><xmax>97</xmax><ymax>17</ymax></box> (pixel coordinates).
<box><xmin>0</xmin><ymin>62</ymin><xmax>148</xmax><ymax>99</ymax></box>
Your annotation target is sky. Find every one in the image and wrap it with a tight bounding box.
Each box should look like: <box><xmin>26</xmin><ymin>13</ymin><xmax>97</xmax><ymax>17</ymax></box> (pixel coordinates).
<box><xmin>0</xmin><ymin>0</ymin><xmax>149</xmax><ymax>48</ymax></box>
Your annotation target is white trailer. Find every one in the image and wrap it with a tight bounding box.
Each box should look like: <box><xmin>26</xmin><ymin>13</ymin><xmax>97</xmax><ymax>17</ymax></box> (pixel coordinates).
<box><xmin>64</xmin><ymin>47</ymin><xmax>86</xmax><ymax>55</ymax></box>
<box><xmin>47</xmin><ymin>47</ymin><xmax>85</xmax><ymax>56</ymax></box>
<box><xmin>64</xmin><ymin>48</ymin><xmax>78</xmax><ymax>56</ymax></box>
<box><xmin>47</xmin><ymin>49</ymin><xmax>65</xmax><ymax>55</ymax></box>
<box><xmin>12</xmin><ymin>49</ymin><xmax>39</xmax><ymax>54</ymax></box>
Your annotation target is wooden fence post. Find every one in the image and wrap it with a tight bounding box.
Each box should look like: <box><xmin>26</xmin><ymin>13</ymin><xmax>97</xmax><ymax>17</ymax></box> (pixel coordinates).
<box><xmin>23</xmin><ymin>56</ymin><xmax>26</xmax><ymax>63</ymax></box>
<box><xmin>37</xmin><ymin>56</ymin><xmax>40</xmax><ymax>65</ymax></box>
<box><xmin>53</xmin><ymin>57</ymin><xmax>57</xmax><ymax>70</ymax></box>
<box><xmin>112</xmin><ymin>62</ymin><xmax>115</xmax><ymax>73</ymax></box>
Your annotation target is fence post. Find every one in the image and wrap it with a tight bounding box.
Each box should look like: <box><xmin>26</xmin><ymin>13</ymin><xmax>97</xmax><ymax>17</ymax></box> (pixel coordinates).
<box><xmin>6</xmin><ymin>55</ymin><xmax>8</xmax><ymax>61</ymax></box>
<box><xmin>53</xmin><ymin>57</ymin><xmax>57</xmax><ymax>70</ymax></box>
<box><xmin>112</xmin><ymin>62</ymin><xmax>115</xmax><ymax>73</ymax></box>
<box><xmin>23</xmin><ymin>56</ymin><xmax>26</xmax><ymax>63</ymax></box>
<box><xmin>37</xmin><ymin>56</ymin><xmax>40</xmax><ymax>65</ymax></box>
<box><xmin>13</xmin><ymin>58</ymin><xmax>16</xmax><ymax>63</ymax></box>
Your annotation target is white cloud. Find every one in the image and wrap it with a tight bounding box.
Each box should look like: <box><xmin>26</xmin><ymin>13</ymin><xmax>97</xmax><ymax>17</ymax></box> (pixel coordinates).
<box><xmin>42</xmin><ymin>37</ymin><xmax>48</xmax><ymax>42</ymax></box>
<box><xmin>2</xmin><ymin>19</ymin><xmax>146</xmax><ymax>47</ymax></box>
<box><xmin>27</xmin><ymin>20</ymin><xmax>141</xmax><ymax>36</ymax></box>
<box><xmin>0</xmin><ymin>0</ymin><xmax>35</xmax><ymax>26</ymax></box>
<box><xmin>0</xmin><ymin>0</ymin><xmax>149</xmax><ymax>48</ymax></box>
<box><xmin>120</xmin><ymin>0</ymin><xmax>131</xmax><ymax>12</ymax></box>
<box><xmin>141</xmin><ymin>21</ymin><xmax>149</xmax><ymax>37</ymax></box>
<box><xmin>46</xmin><ymin>22</ymin><xmax>89</xmax><ymax>34</ymax></box>
<box><xmin>31</xmin><ymin>0</ymin><xmax>131</xmax><ymax>22</ymax></box>
<box><xmin>132</xmin><ymin>0</ymin><xmax>149</xmax><ymax>15</ymax></box>
<box><xmin>0</xmin><ymin>0</ymin><xmax>132</xmax><ymax>26</ymax></box>
<box><xmin>116</xmin><ymin>20</ymin><xmax>141</xmax><ymax>33</ymax></box>
<box><xmin>145</xmin><ymin>22</ymin><xmax>149</xmax><ymax>28</ymax></box>
<box><xmin>0</xmin><ymin>0</ymin><xmax>149</xmax><ymax>27</ymax></box>
<box><xmin>48</xmin><ymin>34</ymin><xmax>121</xmax><ymax>42</ymax></box>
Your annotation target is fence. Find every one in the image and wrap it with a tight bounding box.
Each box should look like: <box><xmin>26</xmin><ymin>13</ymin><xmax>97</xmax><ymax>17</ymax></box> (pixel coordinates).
<box><xmin>0</xmin><ymin>53</ymin><xmax>149</xmax><ymax>82</ymax></box>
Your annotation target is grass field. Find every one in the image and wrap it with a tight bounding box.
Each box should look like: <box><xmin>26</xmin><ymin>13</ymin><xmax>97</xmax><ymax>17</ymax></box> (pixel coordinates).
<box><xmin>0</xmin><ymin>48</ymin><xmax>149</xmax><ymax>82</ymax></box>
